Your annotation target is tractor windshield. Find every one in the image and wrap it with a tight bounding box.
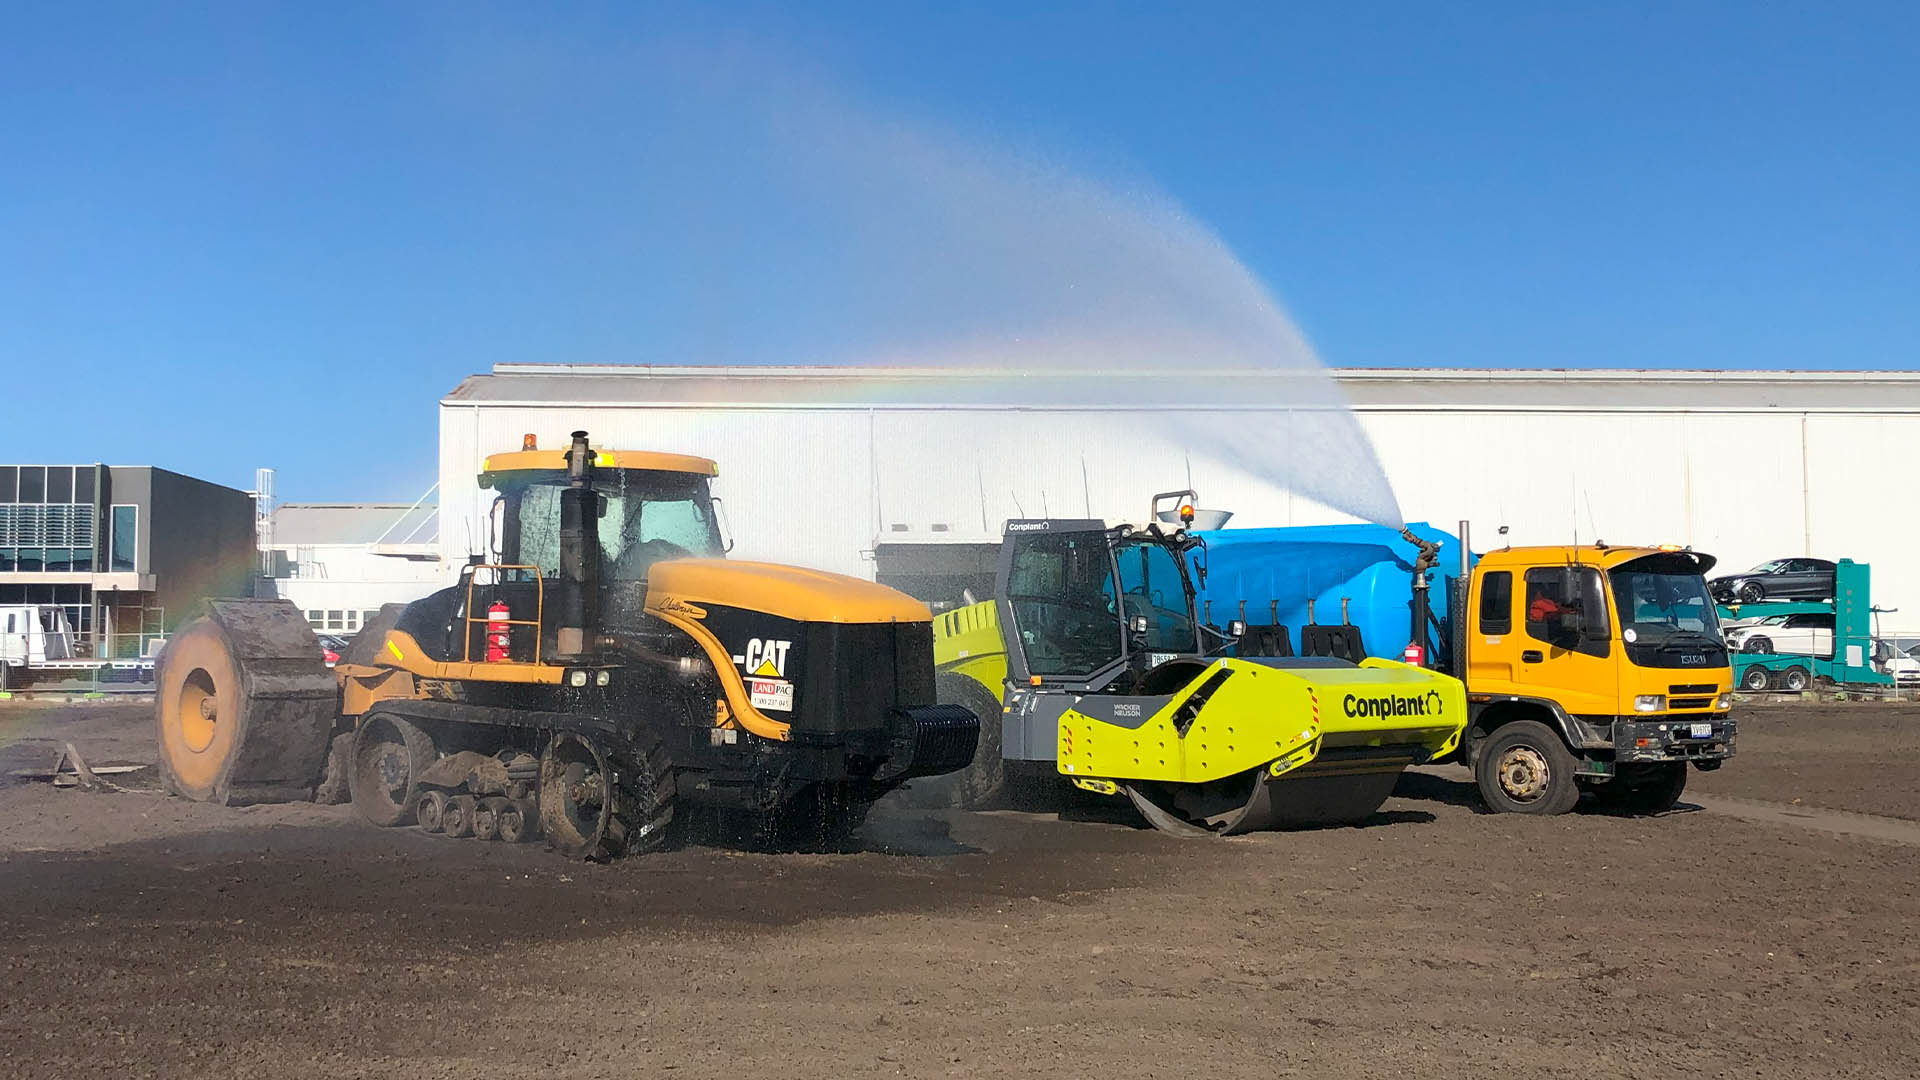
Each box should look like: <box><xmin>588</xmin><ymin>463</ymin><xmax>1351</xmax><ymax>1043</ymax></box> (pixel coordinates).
<box><xmin>505</xmin><ymin>469</ymin><xmax>723</xmax><ymax>583</ymax></box>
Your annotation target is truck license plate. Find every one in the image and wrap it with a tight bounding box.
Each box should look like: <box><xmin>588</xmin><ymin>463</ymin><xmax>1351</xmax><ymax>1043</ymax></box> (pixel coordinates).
<box><xmin>1690</xmin><ymin>723</ymin><xmax>1712</xmax><ymax>738</ymax></box>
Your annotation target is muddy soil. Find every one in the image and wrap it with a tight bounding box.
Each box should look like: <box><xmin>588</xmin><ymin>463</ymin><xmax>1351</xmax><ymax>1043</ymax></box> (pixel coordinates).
<box><xmin>1</xmin><ymin>701</ymin><xmax>1916</xmax><ymax>1079</ymax></box>
<box><xmin>1688</xmin><ymin>702</ymin><xmax>1920</xmax><ymax>819</ymax></box>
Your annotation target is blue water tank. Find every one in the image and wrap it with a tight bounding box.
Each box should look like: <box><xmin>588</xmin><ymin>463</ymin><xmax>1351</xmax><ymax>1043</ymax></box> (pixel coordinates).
<box><xmin>1190</xmin><ymin>522</ymin><xmax>1470</xmax><ymax>661</ymax></box>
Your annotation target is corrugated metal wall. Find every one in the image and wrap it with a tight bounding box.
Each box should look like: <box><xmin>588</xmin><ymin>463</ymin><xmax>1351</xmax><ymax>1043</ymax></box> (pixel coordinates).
<box><xmin>440</xmin><ymin>403</ymin><xmax>1920</xmax><ymax>631</ymax></box>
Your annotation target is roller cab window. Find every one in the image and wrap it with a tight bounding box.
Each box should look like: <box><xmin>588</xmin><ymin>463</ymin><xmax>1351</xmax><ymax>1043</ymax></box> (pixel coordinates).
<box><xmin>1522</xmin><ymin>566</ymin><xmax>1610</xmax><ymax>658</ymax></box>
<box><xmin>1004</xmin><ymin>531</ymin><xmax>1125</xmax><ymax>679</ymax></box>
<box><xmin>501</xmin><ymin>469</ymin><xmax>723</xmax><ymax>583</ymax></box>
<box><xmin>1111</xmin><ymin>538</ymin><xmax>1198</xmax><ymax>656</ymax></box>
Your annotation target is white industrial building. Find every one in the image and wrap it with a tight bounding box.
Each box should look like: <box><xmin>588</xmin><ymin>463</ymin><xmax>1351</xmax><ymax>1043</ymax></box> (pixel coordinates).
<box><xmin>438</xmin><ymin>364</ymin><xmax>1920</xmax><ymax>631</ymax></box>
<box><xmin>264</xmin><ymin>501</ymin><xmax>442</xmax><ymax>635</ymax></box>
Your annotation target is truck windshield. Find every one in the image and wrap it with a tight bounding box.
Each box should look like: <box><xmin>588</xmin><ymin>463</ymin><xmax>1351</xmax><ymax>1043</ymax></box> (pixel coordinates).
<box><xmin>508</xmin><ymin>469</ymin><xmax>723</xmax><ymax>582</ymax></box>
<box><xmin>1004</xmin><ymin>531</ymin><xmax>1125</xmax><ymax>678</ymax></box>
<box><xmin>1609</xmin><ymin>565</ymin><xmax>1722</xmax><ymax>645</ymax></box>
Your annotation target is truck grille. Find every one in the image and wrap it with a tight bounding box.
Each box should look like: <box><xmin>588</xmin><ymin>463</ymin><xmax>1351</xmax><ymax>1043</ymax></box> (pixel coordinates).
<box><xmin>1669</xmin><ymin>684</ymin><xmax>1717</xmax><ymax>695</ymax></box>
<box><xmin>1670</xmin><ymin>697</ymin><xmax>1714</xmax><ymax>710</ymax></box>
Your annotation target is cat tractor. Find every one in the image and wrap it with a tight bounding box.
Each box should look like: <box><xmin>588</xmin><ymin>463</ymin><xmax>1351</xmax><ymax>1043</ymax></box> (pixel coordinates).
<box><xmin>153</xmin><ymin>431</ymin><xmax>977</xmax><ymax>858</ymax></box>
<box><xmin>932</xmin><ymin>501</ymin><xmax>1467</xmax><ymax>836</ymax></box>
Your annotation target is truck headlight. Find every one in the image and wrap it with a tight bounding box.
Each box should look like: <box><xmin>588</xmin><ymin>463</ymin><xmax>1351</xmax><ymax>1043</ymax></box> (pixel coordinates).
<box><xmin>1715</xmin><ymin>693</ymin><xmax>1732</xmax><ymax>710</ymax></box>
<box><xmin>1633</xmin><ymin>694</ymin><xmax>1665</xmax><ymax>713</ymax></box>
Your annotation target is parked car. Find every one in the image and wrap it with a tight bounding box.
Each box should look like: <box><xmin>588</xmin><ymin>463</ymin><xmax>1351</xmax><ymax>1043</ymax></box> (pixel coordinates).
<box><xmin>1724</xmin><ymin>611</ymin><xmax>1833</xmax><ymax>656</ymax></box>
<box><xmin>1874</xmin><ymin>639</ymin><xmax>1920</xmax><ymax>686</ymax></box>
<box><xmin>317</xmin><ymin>633</ymin><xmax>348</xmax><ymax>667</ymax></box>
<box><xmin>1709</xmin><ymin>558</ymin><xmax>1836</xmax><ymax>603</ymax></box>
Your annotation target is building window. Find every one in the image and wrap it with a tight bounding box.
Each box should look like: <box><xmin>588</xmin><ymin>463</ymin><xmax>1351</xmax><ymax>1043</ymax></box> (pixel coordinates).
<box><xmin>110</xmin><ymin>505</ymin><xmax>137</xmax><ymax>572</ymax></box>
<box><xmin>307</xmin><ymin>610</ymin><xmax>325</xmax><ymax>628</ymax></box>
<box><xmin>0</xmin><ymin>467</ymin><xmax>15</xmax><ymax>502</ymax></box>
<box><xmin>46</xmin><ymin>466</ymin><xmax>73</xmax><ymax>503</ymax></box>
<box><xmin>16</xmin><ymin>548</ymin><xmax>43</xmax><ymax>573</ymax></box>
<box><xmin>343</xmin><ymin>610</ymin><xmax>361</xmax><ymax>632</ymax></box>
<box><xmin>326</xmin><ymin>610</ymin><xmax>344</xmax><ymax>630</ymax></box>
<box><xmin>74</xmin><ymin>467</ymin><xmax>95</xmax><ymax>504</ymax></box>
<box><xmin>362</xmin><ymin>610</ymin><xmax>378</xmax><ymax>627</ymax></box>
<box><xmin>18</xmin><ymin>467</ymin><xmax>45</xmax><ymax>503</ymax></box>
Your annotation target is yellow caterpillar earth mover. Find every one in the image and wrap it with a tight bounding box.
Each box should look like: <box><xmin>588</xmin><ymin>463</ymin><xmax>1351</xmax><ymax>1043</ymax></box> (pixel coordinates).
<box><xmin>155</xmin><ymin>431</ymin><xmax>977</xmax><ymax>858</ymax></box>
<box><xmin>932</xmin><ymin>509</ymin><xmax>1467</xmax><ymax>835</ymax></box>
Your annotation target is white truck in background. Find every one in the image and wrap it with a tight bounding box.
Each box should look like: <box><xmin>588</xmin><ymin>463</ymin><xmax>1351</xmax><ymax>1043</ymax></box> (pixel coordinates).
<box><xmin>0</xmin><ymin>605</ymin><xmax>156</xmax><ymax>692</ymax></box>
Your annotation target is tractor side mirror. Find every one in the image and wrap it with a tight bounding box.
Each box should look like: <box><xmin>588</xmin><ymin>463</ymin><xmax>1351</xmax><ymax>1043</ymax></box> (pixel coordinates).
<box><xmin>712</xmin><ymin>496</ymin><xmax>736</xmax><ymax>553</ymax></box>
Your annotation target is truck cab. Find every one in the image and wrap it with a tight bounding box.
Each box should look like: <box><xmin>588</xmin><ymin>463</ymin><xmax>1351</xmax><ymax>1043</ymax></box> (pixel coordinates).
<box><xmin>1461</xmin><ymin>545</ymin><xmax>1734</xmax><ymax>814</ymax></box>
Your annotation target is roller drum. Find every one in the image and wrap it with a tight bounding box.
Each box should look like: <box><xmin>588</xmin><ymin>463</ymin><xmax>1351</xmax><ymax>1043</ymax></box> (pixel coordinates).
<box><xmin>154</xmin><ymin>599</ymin><xmax>341</xmax><ymax>805</ymax></box>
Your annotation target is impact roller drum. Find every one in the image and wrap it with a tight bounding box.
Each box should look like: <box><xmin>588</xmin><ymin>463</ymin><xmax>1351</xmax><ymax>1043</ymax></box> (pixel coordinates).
<box><xmin>154</xmin><ymin>599</ymin><xmax>340</xmax><ymax>805</ymax></box>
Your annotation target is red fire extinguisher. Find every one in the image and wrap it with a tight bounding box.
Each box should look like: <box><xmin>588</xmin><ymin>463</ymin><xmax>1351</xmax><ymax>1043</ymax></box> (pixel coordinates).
<box><xmin>486</xmin><ymin>600</ymin><xmax>511</xmax><ymax>662</ymax></box>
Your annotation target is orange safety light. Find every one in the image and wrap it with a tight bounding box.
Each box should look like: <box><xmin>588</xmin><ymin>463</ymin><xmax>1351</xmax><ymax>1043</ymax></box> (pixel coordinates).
<box><xmin>522</xmin><ymin>433</ymin><xmax>538</xmax><ymax>450</ymax></box>
<box><xmin>1179</xmin><ymin>504</ymin><xmax>1195</xmax><ymax>525</ymax></box>
<box><xmin>1030</xmin><ymin>675</ymin><xmax>1043</xmax><ymax>686</ymax></box>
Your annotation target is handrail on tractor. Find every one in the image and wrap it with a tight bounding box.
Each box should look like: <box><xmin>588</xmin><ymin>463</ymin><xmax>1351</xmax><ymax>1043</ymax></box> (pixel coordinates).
<box><xmin>459</xmin><ymin>563</ymin><xmax>545</xmax><ymax>664</ymax></box>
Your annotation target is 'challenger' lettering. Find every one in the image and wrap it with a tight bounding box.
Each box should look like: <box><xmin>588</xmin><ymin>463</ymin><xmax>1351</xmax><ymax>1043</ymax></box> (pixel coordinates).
<box><xmin>1343</xmin><ymin>690</ymin><xmax>1446</xmax><ymax>718</ymax></box>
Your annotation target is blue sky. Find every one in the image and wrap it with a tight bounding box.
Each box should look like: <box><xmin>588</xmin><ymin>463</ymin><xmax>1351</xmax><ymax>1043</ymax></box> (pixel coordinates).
<box><xmin>4</xmin><ymin>2</ymin><xmax>1916</xmax><ymax>500</ymax></box>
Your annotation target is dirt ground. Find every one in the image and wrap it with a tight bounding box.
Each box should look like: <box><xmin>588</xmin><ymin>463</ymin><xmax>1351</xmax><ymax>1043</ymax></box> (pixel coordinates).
<box><xmin>2</xmin><ymin>701</ymin><xmax>1916</xmax><ymax>1079</ymax></box>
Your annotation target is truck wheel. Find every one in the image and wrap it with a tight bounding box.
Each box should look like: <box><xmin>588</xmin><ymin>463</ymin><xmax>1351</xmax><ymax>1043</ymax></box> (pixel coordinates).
<box><xmin>1780</xmin><ymin>666</ymin><xmax>1811</xmax><ymax>692</ymax></box>
<box><xmin>1474</xmin><ymin>721</ymin><xmax>1581</xmax><ymax>815</ymax></box>
<box><xmin>1739</xmin><ymin>666</ymin><xmax>1772</xmax><ymax>692</ymax></box>
<box><xmin>937</xmin><ymin>675</ymin><xmax>1005</xmax><ymax>808</ymax></box>
<box><xmin>348</xmin><ymin>713</ymin><xmax>437</xmax><ymax>827</ymax></box>
<box><xmin>1597</xmin><ymin>764</ymin><xmax>1687</xmax><ymax>815</ymax></box>
<box><xmin>1738</xmin><ymin>581</ymin><xmax>1765</xmax><ymax>603</ymax></box>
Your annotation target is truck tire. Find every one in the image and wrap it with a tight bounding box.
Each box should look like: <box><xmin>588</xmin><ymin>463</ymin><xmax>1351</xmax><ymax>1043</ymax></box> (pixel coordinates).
<box><xmin>348</xmin><ymin>712</ymin><xmax>437</xmax><ymax>827</ymax></box>
<box><xmin>1739</xmin><ymin>665</ymin><xmax>1772</xmax><ymax>692</ymax></box>
<box><xmin>1596</xmin><ymin>763</ymin><xmax>1687</xmax><ymax>815</ymax></box>
<box><xmin>936</xmin><ymin>674</ymin><xmax>1006</xmax><ymax>808</ymax></box>
<box><xmin>1779</xmin><ymin>666</ymin><xmax>1811</xmax><ymax>692</ymax></box>
<box><xmin>1474</xmin><ymin>720</ymin><xmax>1581</xmax><ymax>815</ymax></box>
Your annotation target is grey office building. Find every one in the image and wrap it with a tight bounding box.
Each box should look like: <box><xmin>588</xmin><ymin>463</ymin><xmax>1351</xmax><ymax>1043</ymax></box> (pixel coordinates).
<box><xmin>0</xmin><ymin>465</ymin><xmax>257</xmax><ymax>657</ymax></box>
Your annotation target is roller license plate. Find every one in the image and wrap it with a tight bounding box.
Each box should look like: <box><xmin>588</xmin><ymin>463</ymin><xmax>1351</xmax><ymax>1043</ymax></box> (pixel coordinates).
<box><xmin>1689</xmin><ymin>723</ymin><xmax>1713</xmax><ymax>738</ymax></box>
<box><xmin>749</xmin><ymin>678</ymin><xmax>794</xmax><ymax>712</ymax></box>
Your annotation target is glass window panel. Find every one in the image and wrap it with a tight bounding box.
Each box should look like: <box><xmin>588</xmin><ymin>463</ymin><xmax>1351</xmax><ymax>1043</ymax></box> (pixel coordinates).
<box><xmin>0</xmin><ymin>549</ymin><xmax>13</xmax><ymax>571</ymax></box>
<box><xmin>44</xmin><ymin>548</ymin><xmax>71</xmax><ymax>572</ymax></box>
<box><xmin>110</xmin><ymin>505</ymin><xmax>137</xmax><ymax>571</ymax></box>
<box><xmin>19</xmin><ymin>467</ymin><xmax>46</xmax><ymax>503</ymax></box>
<box><xmin>18</xmin><ymin>549</ymin><xmax>44</xmax><ymax>572</ymax></box>
<box><xmin>325</xmin><ymin>610</ymin><xmax>344</xmax><ymax>629</ymax></box>
<box><xmin>73</xmin><ymin>468</ymin><xmax>95</xmax><ymax>504</ymax></box>
<box><xmin>47</xmin><ymin>467</ymin><xmax>73</xmax><ymax>503</ymax></box>
<box><xmin>0</xmin><ymin>466</ymin><xmax>15</xmax><ymax>502</ymax></box>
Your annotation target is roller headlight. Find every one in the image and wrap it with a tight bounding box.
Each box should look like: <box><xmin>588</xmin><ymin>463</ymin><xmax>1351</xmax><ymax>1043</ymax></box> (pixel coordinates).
<box><xmin>568</xmin><ymin>670</ymin><xmax>589</xmax><ymax>688</ymax></box>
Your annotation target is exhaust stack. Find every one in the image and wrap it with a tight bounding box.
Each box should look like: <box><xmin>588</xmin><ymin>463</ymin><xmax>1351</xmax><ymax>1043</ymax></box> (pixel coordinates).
<box><xmin>555</xmin><ymin>430</ymin><xmax>600</xmax><ymax>659</ymax></box>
